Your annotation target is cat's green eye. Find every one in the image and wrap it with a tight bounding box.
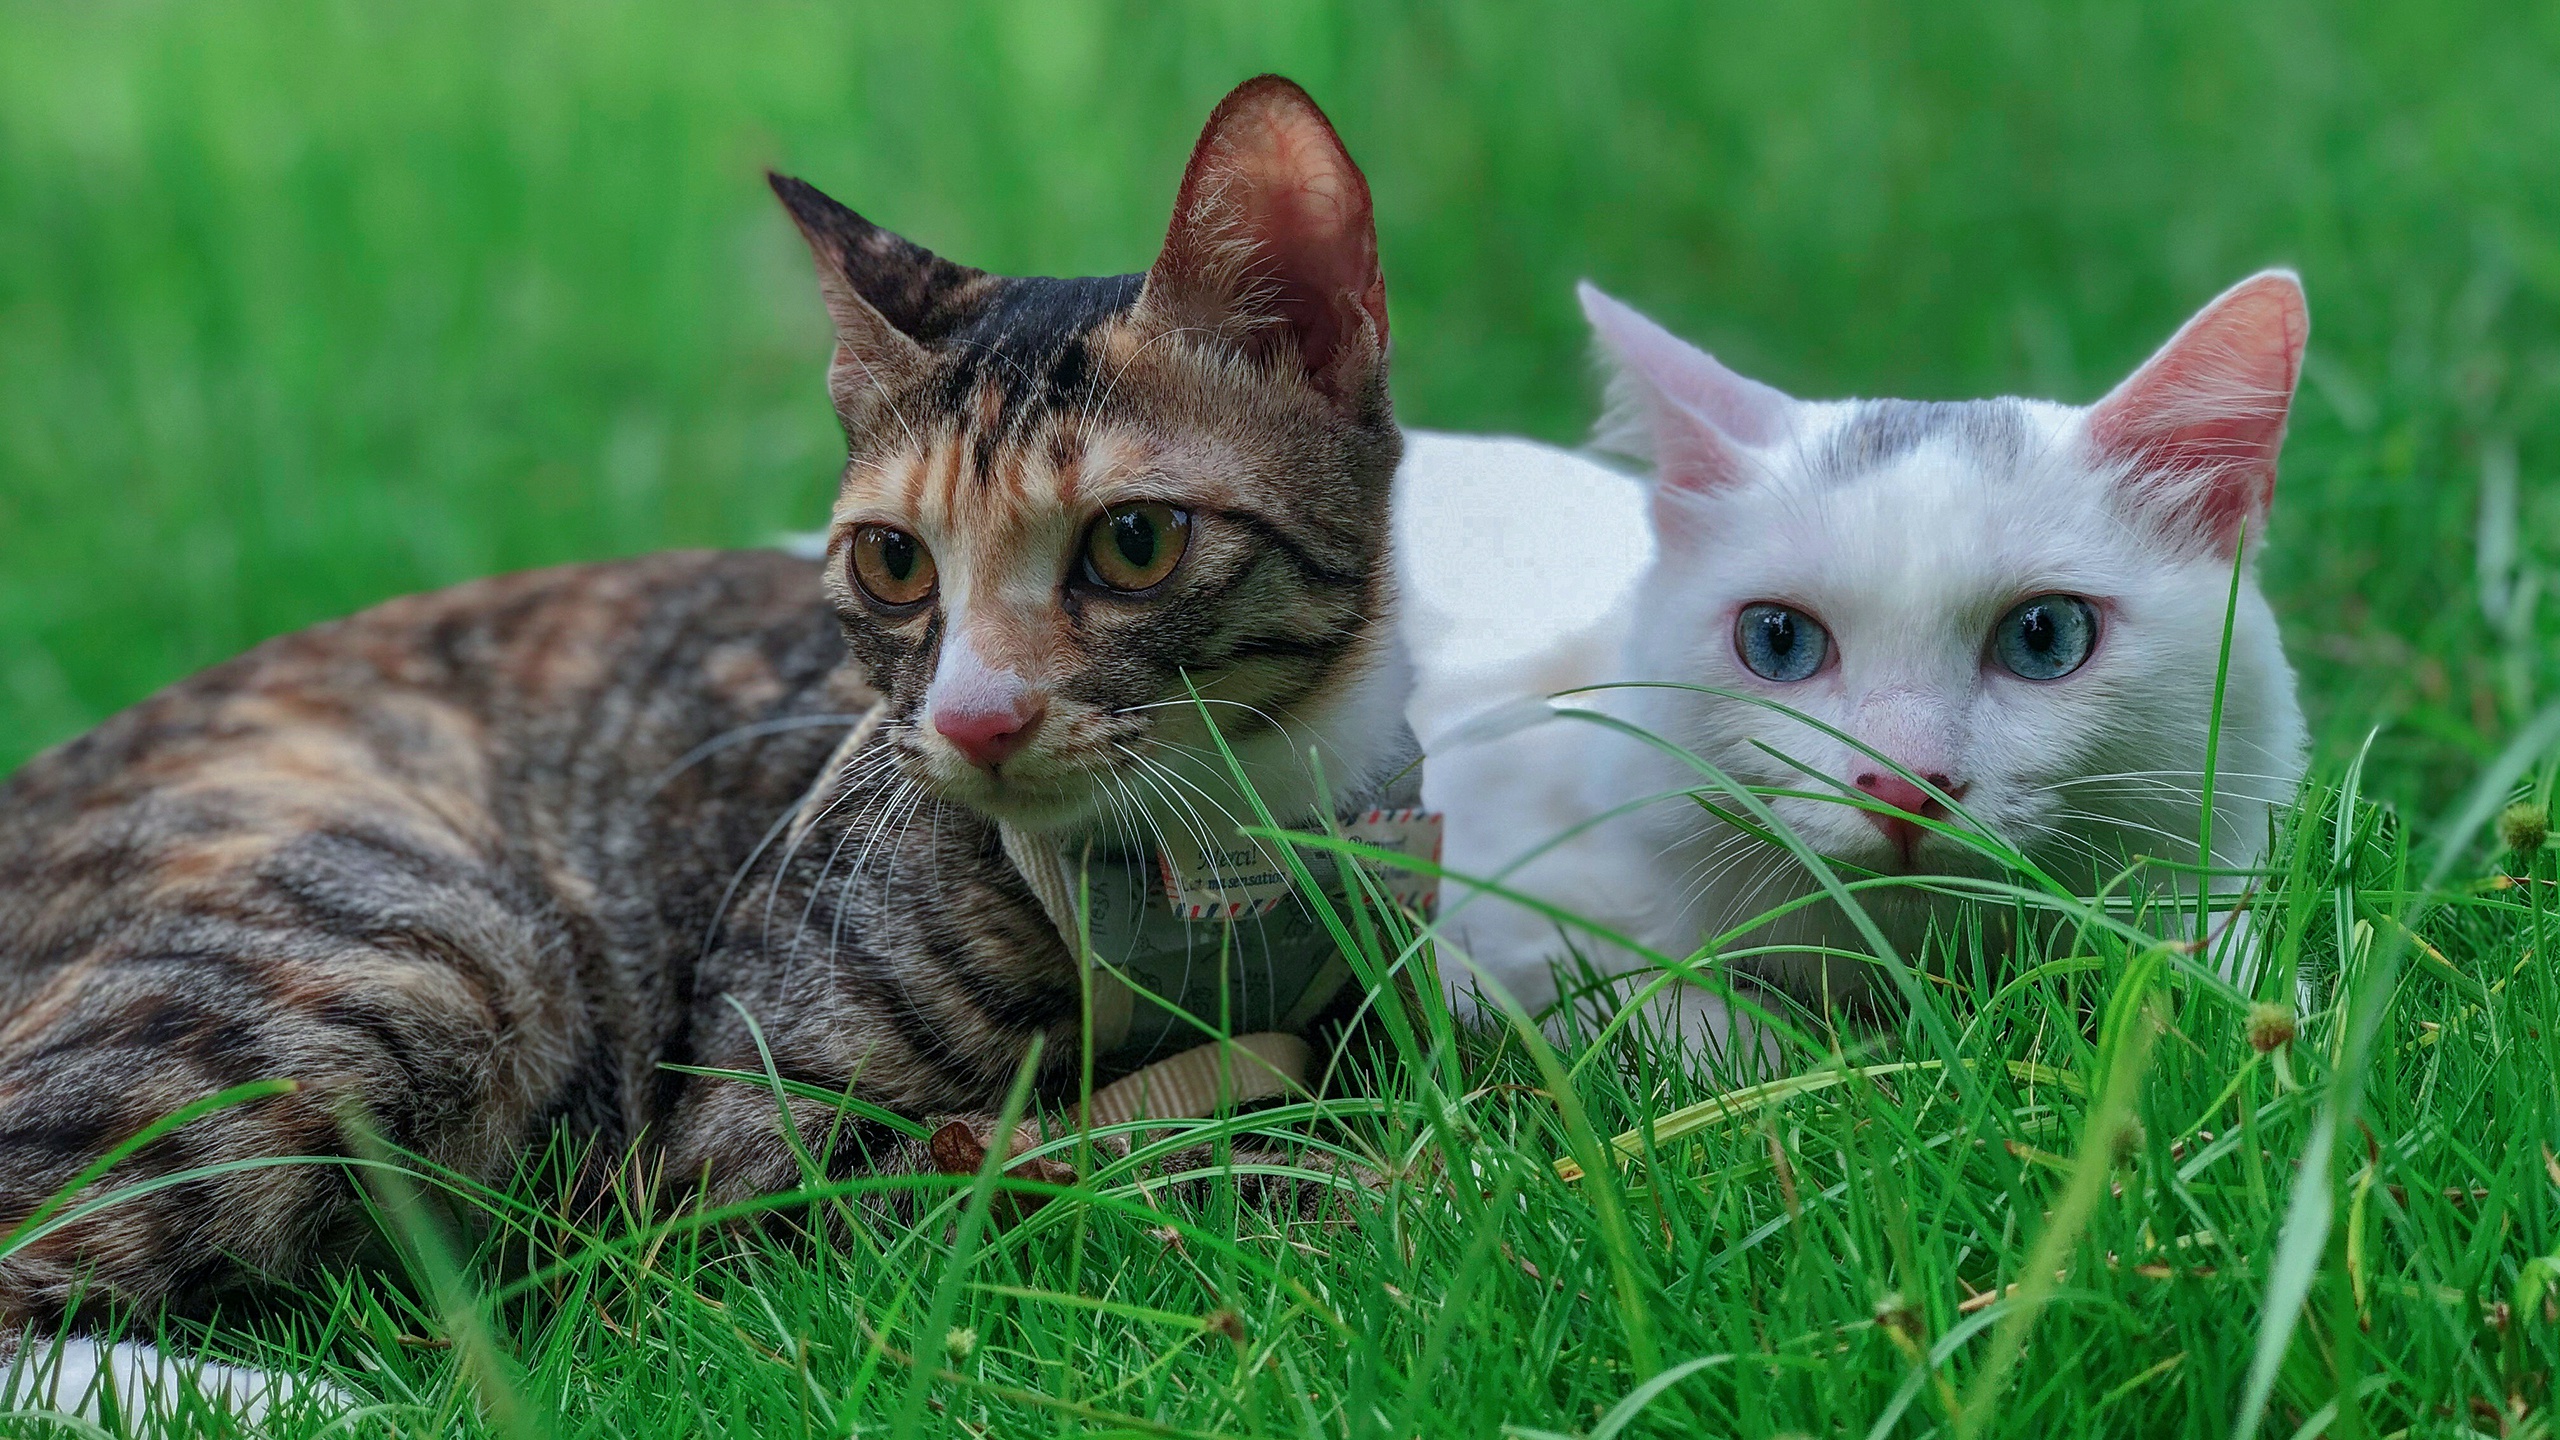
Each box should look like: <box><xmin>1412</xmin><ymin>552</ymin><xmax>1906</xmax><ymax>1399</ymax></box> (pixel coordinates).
<box><xmin>850</xmin><ymin>524</ymin><xmax>937</xmax><ymax>608</ymax></box>
<box><xmin>1082</xmin><ymin>503</ymin><xmax>1191</xmax><ymax>593</ymax></box>
<box><xmin>1993</xmin><ymin>594</ymin><xmax>2099</xmax><ymax>680</ymax></box>
<box><xmin>1735</xmin><ymin>603</ymin><xmax>1830</xmax><ymax>682</ymax></box>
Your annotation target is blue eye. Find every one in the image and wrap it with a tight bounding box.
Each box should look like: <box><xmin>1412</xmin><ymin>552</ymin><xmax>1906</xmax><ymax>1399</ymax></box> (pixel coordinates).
<box><xmin>1994</xmin><ymin>594</ymin><xmax>2099</xmax><ymax>680</ymax></box>
<box><xmin>1734</xmin><ymin>603</ymin><xmax>1830</xmax><ymax>682</ymax></box>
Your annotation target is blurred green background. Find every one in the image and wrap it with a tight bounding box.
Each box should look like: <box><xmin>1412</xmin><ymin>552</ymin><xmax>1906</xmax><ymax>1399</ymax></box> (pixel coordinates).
<box><xmin>3</xmin><ymin>0</ymin><xmax>2556</xmax><ymax>797</ymax></box>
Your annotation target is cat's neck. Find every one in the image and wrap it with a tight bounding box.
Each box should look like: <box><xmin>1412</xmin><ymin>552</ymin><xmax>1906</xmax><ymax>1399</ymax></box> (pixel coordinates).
<box><xmin>1169</xmin><ymin>625</ymin><xmax>1413</xmax><ymax>842</ymax></box>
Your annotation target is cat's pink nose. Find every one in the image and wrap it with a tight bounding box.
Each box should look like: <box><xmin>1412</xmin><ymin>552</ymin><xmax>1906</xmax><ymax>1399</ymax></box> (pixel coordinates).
<box><xmin>1854</xmin><ymin>769</ymin><xmax>1962</xmax><ymax>860</ymax></box>
<box><xmin>935</xmin><ymin>700</ymin><xmax>1044</xmax><ymax>769</ymax></box>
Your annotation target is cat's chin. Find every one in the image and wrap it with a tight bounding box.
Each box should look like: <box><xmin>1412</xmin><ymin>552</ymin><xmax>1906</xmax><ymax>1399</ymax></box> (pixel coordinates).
<box><xmin>931</xmin><ymin>760</ymin><xmax>1217</xmax><ymax>847</ymax></box>
<box><xmin>1813</xmin><ymin>831</ymin><xmax>2005</xmax><ymax>881</ymax></box>
<box><xmin>936</xmin><ymin>772</ymin><xmax>1190</xmax><ymax>848</ymax></box>
<box><xmin>945</xmin><ymin>781</ymin><xmax>1107</xmax><ymax>838</ymax></box>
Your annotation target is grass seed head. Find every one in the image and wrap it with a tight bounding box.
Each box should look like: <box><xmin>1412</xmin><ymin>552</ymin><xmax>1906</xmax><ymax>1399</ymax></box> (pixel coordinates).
<box><xmin>1872</xmin><ymin>1292</ymin><xmax>1925</xmax><ymax>1356</ymax></box>
<box><xmin>2499</xmin><ymin>800</ymin><xmax>2549</xmax><ymax>857</ymax></box>
<box><xmin>2248</xmin><ymin>1003</ymin><xmax>2297</xmax><ymax>1053</ymax></box>
<box><xmin>2110</xmin><ymin>1116</ymin><xmax>2148</xmax><ymax>1167</ymax></box>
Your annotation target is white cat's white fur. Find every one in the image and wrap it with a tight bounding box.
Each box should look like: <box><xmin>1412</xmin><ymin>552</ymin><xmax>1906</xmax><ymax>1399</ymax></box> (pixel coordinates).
<box><xmin>1401</xmin><ymin>274</ymin><xmax>2311</xmax><ymax>1058</ymax></box>
<box><xmin>1</xmin><ymin>1335</ymin><xmax>351</xmax><ymax>1430</ymax></box>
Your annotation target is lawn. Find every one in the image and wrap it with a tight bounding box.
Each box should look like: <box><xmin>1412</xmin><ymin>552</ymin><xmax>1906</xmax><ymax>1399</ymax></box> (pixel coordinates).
<box><xmin>3</xmin><ymin>1</ymin><xmax>2560</xmax><ymax>1435</ymax></box>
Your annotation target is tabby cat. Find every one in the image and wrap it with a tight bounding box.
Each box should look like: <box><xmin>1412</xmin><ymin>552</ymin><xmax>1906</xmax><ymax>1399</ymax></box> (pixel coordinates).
<box><xmin>0</xmin><ymin>74</ymin><xmax>1403</xmax><ymax>1327</ymax></box>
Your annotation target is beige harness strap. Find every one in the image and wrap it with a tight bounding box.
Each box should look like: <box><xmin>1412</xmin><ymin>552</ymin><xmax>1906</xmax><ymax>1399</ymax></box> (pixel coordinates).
<box><xmin>996</xmin><ymin>819</ymin><xmax>1312</xmax><ymax>1124</ymax></box>
<box><xmin>998</xmin><ymin>820</ymin><xmax>1083</xmax><ymax>944</ymax></box>
<box><xmin>998</xmin><ymin>822</ymin><xmax>1134</xmax><ymax>1049</ymax></box>
<box><xmin>1084</xmin><ymin>1031</ymin><xmax>1311</xmax><ymax>1126</ymax></box>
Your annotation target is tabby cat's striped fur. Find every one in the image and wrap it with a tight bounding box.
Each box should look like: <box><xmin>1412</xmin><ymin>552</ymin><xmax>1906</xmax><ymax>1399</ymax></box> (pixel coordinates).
<box><xmin>0</xmin><ymin>76</ymin><xmax>1403</xmax><ymax>1326</ymax></box>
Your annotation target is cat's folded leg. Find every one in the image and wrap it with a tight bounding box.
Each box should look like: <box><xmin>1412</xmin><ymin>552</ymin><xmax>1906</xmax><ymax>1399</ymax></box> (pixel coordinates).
<box><xmin>661</xmin><ymin>1079</ymin><xmax>1368</xmax><ymax>1235</ymax></box>
<box><xmin>657</xmin><ymin>1076</ymin><xmax>911</xmax><ymax>1214</ymax></box>
<box><xmin>0</xmin><ymin>928</ymin><xmax>574</xmax><ymax>1329</ymax></box>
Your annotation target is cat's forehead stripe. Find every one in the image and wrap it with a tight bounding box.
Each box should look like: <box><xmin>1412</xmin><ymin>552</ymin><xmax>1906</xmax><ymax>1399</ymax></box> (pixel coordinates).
<box><xmin>849</xmin><ymin>409</ymin><xmax>1122</xmax><ymax>530</ymax></box>
<box><xmin>928</xmin><ymin>273</ymin><xmax>1145</xmax><ymax>456</ymax></box>
<box><xmin>1815</xmin><ymin>398</ymin><xmax>2029</xmax><ymax>484</ymax></box>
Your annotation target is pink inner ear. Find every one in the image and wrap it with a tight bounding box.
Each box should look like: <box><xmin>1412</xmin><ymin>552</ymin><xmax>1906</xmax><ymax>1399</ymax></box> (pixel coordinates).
<box><xmin>2088</xmin><ymin>271</ymin><xmax>2307</xmax><ymax>548</ymax></box>
<box><xmin>1244</xmin><ymin>144</ymin><xmax>1385</xmax><ymax>384</ymax></box>
<box><xmin>1578</xmin><ymin>282</ymin><xmax>1793</xmax><ymax>504</ymax></box>
<box><xmin>1579</xmin><ymin>282</ymin><xmax>1790</xmax><ymax>448</ymax></box>
<box><xmin>1151</xmin><ymin>77</ymin><xmax>1386</xmax><ymax>396</ymax></box>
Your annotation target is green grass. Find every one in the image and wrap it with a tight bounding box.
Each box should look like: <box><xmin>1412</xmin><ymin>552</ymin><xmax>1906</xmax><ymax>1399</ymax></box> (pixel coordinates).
<box><xmin>12</xmin><ymin>746</ymin><xmax>2560</xmax><ymax>1439</ymax></box>
<box><xmin>4</xmin><ymin>1</ymin><xmax>2560</xmax><ymax>1435</ymax></box>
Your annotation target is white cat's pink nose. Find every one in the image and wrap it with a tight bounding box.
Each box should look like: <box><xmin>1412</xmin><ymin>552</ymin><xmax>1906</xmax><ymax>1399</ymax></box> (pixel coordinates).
<box><xmin>935</xmin><ymin>699</ymin><xmax>1045</xmax><ymax>769</ymax></box>
<box><xmin>1854</xmin><ymin>769</ymin><xmax>1962</xmax><ymax>858</ymax></box>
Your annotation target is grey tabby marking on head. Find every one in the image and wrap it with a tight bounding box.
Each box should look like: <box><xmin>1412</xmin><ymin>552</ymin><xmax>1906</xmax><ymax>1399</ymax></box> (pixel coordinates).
<box><xmin>1814</xmin><ymin>398</ymin><xmax>2032</xmax><ymax>484</ymax></box>
<box><xmin>0</xmin><ymin>74</ymin><xmax>1401</xmax><ymax>1329</ymax></box>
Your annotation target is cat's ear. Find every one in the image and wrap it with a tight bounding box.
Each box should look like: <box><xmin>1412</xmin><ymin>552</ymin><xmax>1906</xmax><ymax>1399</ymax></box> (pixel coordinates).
<box><xmin>2087</xmin><ymin>270</ymin><xmax>2307</xmax><ymax>554</ymax></box>
<box><xmin>1579</xmin><ymin>282</ymin><xmax>1793</xmax><ymax>531</ymax></box>
<box><xmin>1136</xmin><ymin>76</ymin><xmax>1388</xmax><ymax>408</ymax></box>
<box><xmin>771</xmin><ymin>173</ymin><xmax>982</xmax><ymax>412</ymax></box>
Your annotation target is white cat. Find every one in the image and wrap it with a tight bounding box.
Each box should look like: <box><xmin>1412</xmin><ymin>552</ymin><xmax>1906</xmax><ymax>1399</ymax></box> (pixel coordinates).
<box><xmin>1401</xmin><ymin>273</ymin><xmax>2312</xmax><ymax>1059</ymax></box>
